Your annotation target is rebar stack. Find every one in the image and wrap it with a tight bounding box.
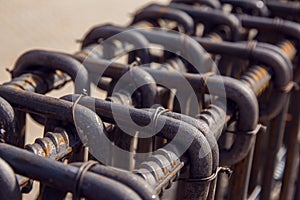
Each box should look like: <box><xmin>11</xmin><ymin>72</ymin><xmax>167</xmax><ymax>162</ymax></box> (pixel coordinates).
<box><xmin>0</xmin><ymin>0</ymin><xmax>299</xmax><ymax>199</ymax></box>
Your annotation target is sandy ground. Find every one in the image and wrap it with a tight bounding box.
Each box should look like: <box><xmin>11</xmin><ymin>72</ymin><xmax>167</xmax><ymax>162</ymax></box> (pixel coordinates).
<box><xmin>0</xmin><ymin>0</ymin><xmax>167</xmax><ymax>199</ymax></box>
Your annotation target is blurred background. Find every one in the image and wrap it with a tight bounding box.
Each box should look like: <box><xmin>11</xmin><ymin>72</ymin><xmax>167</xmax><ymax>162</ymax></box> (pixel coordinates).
<box><xmin>0</xmin><ymin>1</ymin><xmax>167</xmax><ymax>199</ymax></box>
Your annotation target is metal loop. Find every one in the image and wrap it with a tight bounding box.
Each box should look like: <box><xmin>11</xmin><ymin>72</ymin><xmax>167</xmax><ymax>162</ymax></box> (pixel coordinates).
<box><xmin>72</xmin><ymin>89</ymin><xmax>88</xmax><ymax>159</ymax></box>
<box><xmin>280</xmin><ymin>81</ymin><xmax>297</xmax><ymax>93</ymax></box>
<box><xmin>179</xmin><ymin>166</ymin><xmax>232</xmax><ymax>183</ymax></box>
<box><xmin>72</xmin><ymin>90</ymin><xmax>87</xmax><ymax>124</ymax></box>
<box><xmin>201</xmin><ymin>71</ymin><xmax>216</xmax><ymax>88</ymax></box>
<box><xmin>247</xmin><ymin>40</ymin><xmax>258</xmax><ymax>57</ymax></box>
<box><xmin>73</xmin><ymin>161</ymin><xmax>98</xmax><ymax>200</ymax></box>
<box><xmin>226</xmin><ymin>124</ymin><xmax>265</xmax><ymax>136</ymax></box>
<box><xmin>274</xmin><ymin>17</ymin><xmax>283</xmax><ymax>30</ymax></box>
<box><xmin>200</xmin><ymin>72</ymin><xmax>216</xmax><ymax>109</ymax></box>
<box><xmin>152</xmin><ymin>106</ymin><xmax>168</xmax><ymax>134</ymax></box>
<box><xmin>151</xmin><ymin>107</ymin><xmax>168</xmax><ymax>151</ymax></box>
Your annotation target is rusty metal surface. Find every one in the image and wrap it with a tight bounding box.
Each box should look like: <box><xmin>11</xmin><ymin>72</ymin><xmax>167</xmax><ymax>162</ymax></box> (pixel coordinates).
<box><xmin>0</xmin><ymin>1</ymin><xmax>299</xmax><ymax>199</ymax></box>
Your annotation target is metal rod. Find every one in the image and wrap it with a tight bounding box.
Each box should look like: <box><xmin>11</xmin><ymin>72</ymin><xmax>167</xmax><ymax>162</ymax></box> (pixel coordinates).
<box><xmin>0</xmin><ymin>143</ymin><xmax>142</xmax><ymax>200</ymax></box>
<box><xmin>0</xmin><ymin>157</ymin><xmax>22</xmax><ymax>200</ymax></box>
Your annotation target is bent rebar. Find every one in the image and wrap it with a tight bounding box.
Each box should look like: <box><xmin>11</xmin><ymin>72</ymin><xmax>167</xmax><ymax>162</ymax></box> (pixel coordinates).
<box><xmin>131</xmin><ymin>4</ymin><xmax>195</xmax><ymax>34</ymax></box>
<box><xmin>0</xmin><ymin>157</ymin><xmax>21</xmax><ymax>200</ymax></box>
<box><xmin>81</xmin><ymin>24</ymin><xmax>151</xmax><ymax>64</ymax></box>
<box><xmin>0</xmin><ymin>84</ymin><xmax>213</xmax><ymax>199</ymax></box>
<box><xmin>169</xmin><ymin>3</ymin><xmax>242</xmax><ymax>41</ymax></box>
<box><xmin>171</xmin><ymin>0</ymin><xmax>222</xmax><ymax>9</ymax></box>
<box><xmin>193</xmin><ymin>38</ymin><xmax>293</xmax><ymax>120</ymax></box>
<box><xmin>81</xmin><ymin>24</ymin><xmax>214</xmax><ymax>73</ymax></box>
<box><xmin>0</xmin><ymin>143</ymin><xmax>143</xmax><ymax>200</ymax></box>
<box><xmin>62</xmin><ymin>94</ymin><xmax>214</xmax><ymax>199</ymax></box>
<box><xmin>0</xmin><ymin>96</ymin><xmax>17</xmax><ymax>144</ymax></box>
<box><xmin>12</xmin><ymin>50</ymin><xmax>90</xmax><ymax>94</ymax></box>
